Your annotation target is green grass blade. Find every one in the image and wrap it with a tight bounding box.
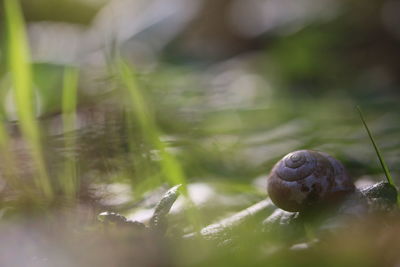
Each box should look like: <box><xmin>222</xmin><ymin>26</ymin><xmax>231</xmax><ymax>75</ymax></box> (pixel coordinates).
<box><xmin>4</xmin><ymin>0</ymin><xmax>53</xmax><ymax>199</ymax></box>
<box><xmin>62</xmin><ymin>67</ymin><xmax>79</xmax><ymax>131</ymax></box>
<box><xmin>116</xmin><ymin>59</ymin><xmax>203</xmax><ymax>231</ymax></box>
<box><xmin>0</xmin><ymin>122</ymin><xmax>10</xmax><ymax>150</ymax></box>
<box><xmin>356</xmin><ymin>106</ymin><xmax>394</xmax><ymax>186</ymax></box>
<box><xmin>62</xmin><ymin>67</ymin><xmax>79</xmax><ymax>199</ymax></box>
<box><xmin>0</xmin><ymin>112</ymin><xmax>21</xmax><ymax>189</ymax></box>
<box><xmin>117</xmin><ymin>59</ymin><xmax>186</xmax><ymax>188</ymax></box>
<box><xmin>357</xmin><ymin>106</ymin><xmax>399</xmax><ymax>207</ymax></box>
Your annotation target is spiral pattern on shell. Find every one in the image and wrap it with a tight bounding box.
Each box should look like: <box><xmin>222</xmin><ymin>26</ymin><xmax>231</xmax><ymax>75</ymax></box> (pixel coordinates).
<box><xmin>267</xmin><ymin>150</ymin><xmax>355</xmax><ymax>212</ymax></box>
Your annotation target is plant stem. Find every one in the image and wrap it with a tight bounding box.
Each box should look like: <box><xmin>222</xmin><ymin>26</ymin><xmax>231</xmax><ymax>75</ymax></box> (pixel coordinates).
<box><xmin>356</xmin><ymin>106</ymin><xmax>399</xmax><ymax>206</ymax></box>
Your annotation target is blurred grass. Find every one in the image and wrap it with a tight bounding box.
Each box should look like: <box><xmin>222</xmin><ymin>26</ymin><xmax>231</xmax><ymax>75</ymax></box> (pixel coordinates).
<box><xmin>0</xmin><ymin>108</ymin><xmax>20</xmax><ymax>189</ymax></box>
<box><xmin>4</xmin><ymin>0</ymin><xmax>52</xmax><ymax>199</ymax></box>
<box><xmin>117</xmin><ymin>59</ymin><xmax>187</xmax><ymax>189</ymax></box>
<box><xmin>61</xmin><ymin>67</ymin><xmax>79</xmax><ymax>200</ymax></box>
<box><xmin>117</xmin><ymin>59</ymin><xmax>204</xmax><ymax>232</ymax></box>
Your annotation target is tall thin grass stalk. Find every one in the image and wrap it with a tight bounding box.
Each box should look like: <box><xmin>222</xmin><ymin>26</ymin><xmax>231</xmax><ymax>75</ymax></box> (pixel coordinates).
<box><xmin>4</xmin><ymin>0</ymin><xmax>53</xmax><ymax>199</ymax></box>
<box><xmin>62</xmin><ymin>67</ymin><xmax>79</xmax><ymax>199</ymax></box>
<box><xmin>356</xmin><ymin>106</ymin><xmax>399</xmax><ymax>206</ymax></box>
<box><xmin>0</xmin><ymin>112</ymin><xmax>21</xmax><ymax>189</ymax></box>
<box><xmin>123</xmin><ymin>106</ymin><xmax>157</xmax><ymax>195</ymax></box>
<box><xmin>0</xmin><ymin>119</ymin><xmax>11</xmax><ymax>153</ymax></box>
<box><xmin>116</xmin><ymin>59</ymin><xmax>202</xmax><ymax>231</ymax></box>
<box><xmin>117</xmin><ymin>59</ymin><xmax>186</xmax><ymax>188</ymax></box>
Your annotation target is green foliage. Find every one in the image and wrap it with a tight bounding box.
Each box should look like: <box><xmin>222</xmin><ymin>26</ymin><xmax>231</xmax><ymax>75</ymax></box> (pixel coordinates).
<box><xmin>116</xmin><ymin>59</ymin><xmax>187</xmax><ymax>189</ymax></box>
<box><xmin>4</xmin><ymin>0</ymin><xmax>53</xmax><ymax>199</ymax></box>
<box><xmin>61</xmin><ymin>67</ymin><xmax>79</xmax><ymax>199</ymax></box>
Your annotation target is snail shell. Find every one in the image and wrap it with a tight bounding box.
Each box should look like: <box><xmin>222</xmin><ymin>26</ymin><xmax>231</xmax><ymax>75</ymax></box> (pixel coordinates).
<box><xmin>267</xmin><ymin>150</ymin><xmax>355</xmax><ymax>212</ymax></box>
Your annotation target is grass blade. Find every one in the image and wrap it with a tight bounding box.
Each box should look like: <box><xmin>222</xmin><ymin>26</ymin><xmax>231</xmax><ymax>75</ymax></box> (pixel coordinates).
<box><xmin>0</xmin><ymin>112</ymin><xmax>21</xmax><ymax>189</ymax></box>
<box><xmin>356</xmin><ymin>106</ymin><xmax>399</xmax><ymax>207</ymax></box>
<box><xmin>116</xmin><ymin>59</ymin><xmax>203</xmax><ymax>232</ymax></box>
<box><xmin>356</xmin><ymin>106</ymin><xmax>394</xmax><ymax>186</ymax></box>
<box><xmin>4</xmin><ymin>0</ymin><xmax>53</xmax><ymax>199</ymax></box>
<box><xmin>62</xmin><ymin>67</ymin><xmax>79</xmax><ymax>199</ymax></box>
<box><xmin>117</xmin><ymin>59</ymin><xmax>186</xmax><ymax>188</ymax></box>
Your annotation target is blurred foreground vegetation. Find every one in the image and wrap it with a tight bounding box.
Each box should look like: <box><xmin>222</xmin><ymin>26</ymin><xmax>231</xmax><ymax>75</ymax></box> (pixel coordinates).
<box><xmin>0</xmin><ymin>0</ymin><xmax>400</xmax><ymax>266</ymax></box>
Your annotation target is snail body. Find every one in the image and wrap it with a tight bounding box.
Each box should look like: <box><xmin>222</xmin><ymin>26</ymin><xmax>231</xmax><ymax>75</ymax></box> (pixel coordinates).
<box><xmin>267</xmin><ymin>150</ymin><xmax>355</xmax><ymax>212</ymax></box>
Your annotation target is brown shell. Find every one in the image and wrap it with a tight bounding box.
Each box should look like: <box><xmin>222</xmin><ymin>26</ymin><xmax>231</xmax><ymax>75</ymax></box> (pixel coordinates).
<box><xmin>267</xmin><ymin>150</ymin><xmax>355</xmax><ymax>212</ymax></box>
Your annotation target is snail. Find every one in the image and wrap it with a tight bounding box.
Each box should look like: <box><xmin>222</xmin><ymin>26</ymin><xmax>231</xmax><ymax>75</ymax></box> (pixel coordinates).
<box><xmin>267</xmin><ymin>150</ymin><xmax>355</xmax><ymax>212</ymax></box>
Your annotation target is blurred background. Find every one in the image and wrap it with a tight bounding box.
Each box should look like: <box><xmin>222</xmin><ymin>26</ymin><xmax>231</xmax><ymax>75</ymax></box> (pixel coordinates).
<box><xmin>1</xmin><ymin>0</ymin><xmax>400</xmax><ymax>266</ymax></box>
